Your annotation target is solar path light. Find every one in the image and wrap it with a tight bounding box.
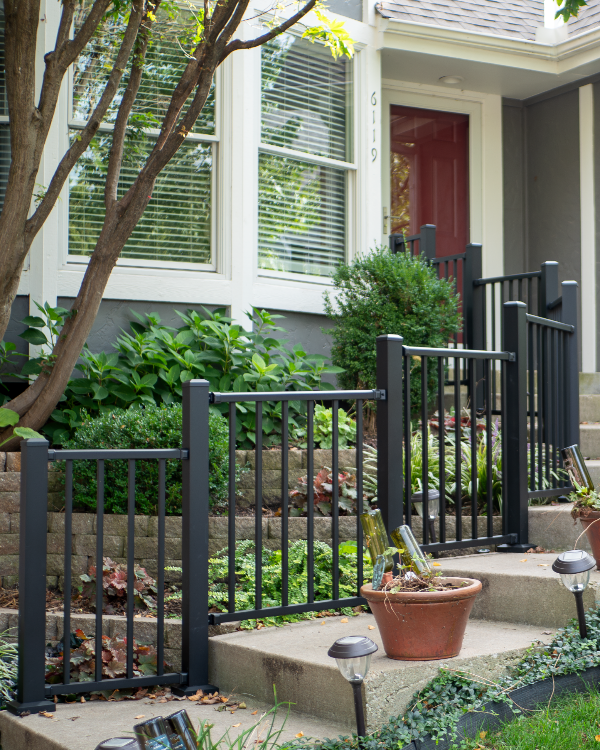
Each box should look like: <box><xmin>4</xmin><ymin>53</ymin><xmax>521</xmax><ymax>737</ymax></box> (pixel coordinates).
<box><xmin>328</xmin><ymin>636</ymin><xmax>378</xmax><ymax>736</ymax></box>
<box><xmin>552</xmin><ymin>550</ymin><xmax>596</xmax><ymax>638</ymax></box>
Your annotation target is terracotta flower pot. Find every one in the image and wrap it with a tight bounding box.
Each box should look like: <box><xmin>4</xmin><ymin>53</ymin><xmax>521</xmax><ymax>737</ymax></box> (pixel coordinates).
<box><xmin>360</xmin><ymin>577</ymin><xmax>482</xmax><ymax>661</ymax></box>
<box><xmin>575</xmin><ymin>510</ymin><xmax>600</xmax><ymax>568</ymax></box>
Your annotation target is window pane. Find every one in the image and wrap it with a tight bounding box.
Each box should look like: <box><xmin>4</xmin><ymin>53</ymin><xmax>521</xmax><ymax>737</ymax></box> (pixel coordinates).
<box><xmin>258</xmin><ymin>152</ymin><xmax>345</xmax><ymax>277</ymax></box>
<box><xmin>261</xmin><ymin>35</ymin><xmax>352</xmax><ymax>162</ymax></box>
<box><xmin>72</xmin><ymin>7</ymin><xmax>215</xmax><ymax>135</ymax></box>
<box><xmin>69</xmin><ymin>134</ymin><xmax>212</xmax><ymax>264</ymax></box>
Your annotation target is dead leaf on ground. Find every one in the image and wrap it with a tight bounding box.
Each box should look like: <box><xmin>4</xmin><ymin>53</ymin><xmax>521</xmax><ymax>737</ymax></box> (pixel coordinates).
<box><xmin>321</xmin><ymin>621</ymin><xmax>326</xmax><ymax>625</ymax></box>
<box><xmin>296</xmin><ymin>732</ymin><xmax>304</xmax><ymax>738</ymax></box>
<box><xmin>340</xmin><ymin>618</ymin><xmax>348</xmax><ymax>623</ymax></box>
<box><xmin>368</xmin><ymin>625</ymin><xmax>375</xmax><ymax>630</ymax></box>
<box><xmin>519</xmin><ymin>558</ymin><xmax>528</xmax><ymax>562</ymax></box>
<box><xmin>134</xmin><ymin>715</ymin><xmax>145</xmax><ymax>719</ymax></box>
<box><xmin>188</xmin><ymin>695</ymin><xmax>200</xmax><ymax>701</ymax></box>
<box><xmin>80</xmin><ymin>697</ymin><xmax>85</xmax><ymax>703</ymax></box>
<box><xmin>39</xmin><ymin>712</ymin><xmax>54</xmax><ymax>718</ymax></box>
<box><xmin>542</xmin><ymin>631</ymin><xmax>553</xmax><ymax>635</ymax></box>
<box><xmin>538</xmin><ymin>564</ymin><xmax>550</xmax><ymax>567</ymax></box>
<box><xmin>233</xmin><ymin>723</ymin><xmax>241</xmax><ymax>728</ymax></box>
<box><xmin>238</xmin><ymin>702</ymin><xmax>247</xmax><ymax>709</ymax></box>
<box><xmin>70</xmin><ymin>717</ymin><xmax>80</xmax><ymax>721</ymax></box>
<box><xmin>251</xmin><ymin>710</ymin><xmax>258</xmax><ymax>715</ymax></box>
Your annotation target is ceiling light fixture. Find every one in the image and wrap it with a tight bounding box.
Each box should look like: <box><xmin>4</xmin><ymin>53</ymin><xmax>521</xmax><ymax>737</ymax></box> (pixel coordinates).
<box><xmin>439</xmin><ymin>75</ymin><xmax>464</xmax><ymax>85</ymax></box>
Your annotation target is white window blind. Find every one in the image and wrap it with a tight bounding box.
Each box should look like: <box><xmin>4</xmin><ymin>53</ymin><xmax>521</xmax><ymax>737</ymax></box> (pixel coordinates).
<box><xmin>69</xmin><ymin>7</ymin><xmax>215</xmax><ymax>266</ymax></box>
<box><xmin>259</xmin><ymin>35</ymin><xmax>352</xmax><ymax>278</ymax></box>
<box><xmin>69</xmin><ymin>135</ymin><xmax>212</xmax><ymax>264</ymax></box>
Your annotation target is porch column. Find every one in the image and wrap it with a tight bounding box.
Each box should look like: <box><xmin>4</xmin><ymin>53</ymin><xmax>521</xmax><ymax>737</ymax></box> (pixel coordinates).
<box><xmin>579</xmin><ymin>84</ymin><xmax>596</xmax><ymax>372</ymax></box>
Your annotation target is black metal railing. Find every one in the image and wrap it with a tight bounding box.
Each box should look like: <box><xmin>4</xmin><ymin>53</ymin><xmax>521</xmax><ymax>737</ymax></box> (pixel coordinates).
<box><xmin>207</xmin><ymin>388</ymin><xmax>383</xmax><ymax>625</ymax></box>
<box><xmin>526</xmin><ymin>281</ymin><xmax>579</xmax><ymax>499</ymax></box>
<box><xmin>8</xmin><ymin>382</ymin><xmax>215</xmax><ymax>714</ymax></box>
<box><xmin>389</xmin><ymin>223</ymin><xmax>436</xmax><ymax>259</ymax></box>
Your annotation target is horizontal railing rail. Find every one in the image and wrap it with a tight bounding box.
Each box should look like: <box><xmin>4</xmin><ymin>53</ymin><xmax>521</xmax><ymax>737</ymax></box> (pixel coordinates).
<box><xmin>210</xmin><ymin>389</ymin><xmax>384</xmax><ymax>403</ymax></box>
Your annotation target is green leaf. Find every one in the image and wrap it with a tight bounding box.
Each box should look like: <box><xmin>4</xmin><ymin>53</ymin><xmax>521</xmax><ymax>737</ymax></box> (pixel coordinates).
<box><xmin>0</xmin><ymin>408</ymin><xmax>19</xmax><ymax>428</ymax></box>
<box><xmin>21</xmin><ymin>316</ymin><xmax>46</xmax><ymax>328</ymax></box>
<box><xmin>140</xmin><ymin>373</ymin><xmax>158</xmax><ymax>388</ymax></box>
<box><xmin>13</xmin><ymin>427</ymin><xmax>44</xmax><ymax>440</ymax></box>
<box><xmin>19</xmin><ymin>328</ymin><xmax>48</xmax><ymax>346</ymax></box>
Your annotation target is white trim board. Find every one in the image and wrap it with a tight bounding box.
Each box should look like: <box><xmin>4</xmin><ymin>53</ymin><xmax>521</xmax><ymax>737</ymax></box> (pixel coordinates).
<box><xmin>580</xmin><ymin>84</ymin><xmax>596</xmax><ymax>373</ymax></box>
<box><xmin>381</xmin><ymin>81</ymin><xmax>503</xmax><ymax>279</ymax></box>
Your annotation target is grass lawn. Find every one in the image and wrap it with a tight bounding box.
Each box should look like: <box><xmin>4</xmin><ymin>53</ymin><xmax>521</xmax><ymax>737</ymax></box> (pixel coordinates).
<box><xmin>454</xmin><ymin>687</ymin><xmax>600</xmax><ymax>750</ymax></box>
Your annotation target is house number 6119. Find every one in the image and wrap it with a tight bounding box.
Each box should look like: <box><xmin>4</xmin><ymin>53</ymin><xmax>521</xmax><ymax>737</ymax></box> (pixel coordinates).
<box><xmin>371</xmin><ymin>92</ymin><xmax>377</xmax><ymax>161</ymax></box>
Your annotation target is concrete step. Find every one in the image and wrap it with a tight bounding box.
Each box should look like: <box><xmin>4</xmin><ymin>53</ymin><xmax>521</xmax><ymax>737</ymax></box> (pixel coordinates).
<box><xmin>439</xmin><ymin>552</ymin><xmax>599</xmax><ymax>627</ymax></box>
<box><xmin>578</xmin><ymin>424</ymin><xmax>600</xmax><ymax>458</ymax></box>
<box><xmin>209</xmin><ymin>611</ymin><xmax>554</xmax><ymax>733</ymax></box>
<box><xmin>580</xmin><ymin>395</ymin><xmax>600</xmax><ymax>422</ymax></box>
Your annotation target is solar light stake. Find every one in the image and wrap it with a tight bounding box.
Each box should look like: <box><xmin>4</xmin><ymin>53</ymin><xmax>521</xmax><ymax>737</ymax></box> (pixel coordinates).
<box><xmin>328</xmin><ymin>636</ymin><xmax>378</xmax><ymax>737</ymax></box>
<box><xmin>552</xmin><ymin>550</ymin><xmax>596</xmax><ymax>639</ymax></box>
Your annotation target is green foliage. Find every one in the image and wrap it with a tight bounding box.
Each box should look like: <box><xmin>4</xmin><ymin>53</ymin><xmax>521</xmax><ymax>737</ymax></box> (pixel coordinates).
<box><xmin>324</xmin><ymin>248</ymin><xmax>461</xmax><ymax>415</ymax></box>
<box><xmin>168</xmin><ymin>540</ymin><xmax>372</xmax><ymax>628</ymax></box>
<box><xmin>0</xmin><ymin>407</ymin><xmax>44</xmax><ymax>448</ymax></box>
<box><xmin>63</xmin><ymin>404</ymin><xmax>230</xmax><ymax>514</ymax></box>
<box><xmin>0</xmin><ymin>630</ymin><xmax>17</xmax><ymax>708</ymax></box>
<box><xmin>291</xmin><ymin>405</ymin><xmax>356</xmax><ymax>449</ymax></box>
<box><xmin>1</xmin><ymin>304</ymin><xmax>340</xmax><ymax>450</ymax></box>
<box><xmin>568</xmin><ymin>480</ymin><xmax>600</xmax><ymax>511</ymax></box>
<box><xmin>45</xmin><ymin>629</ymin><xmax>163</xmax><ymax>685</ymax></box>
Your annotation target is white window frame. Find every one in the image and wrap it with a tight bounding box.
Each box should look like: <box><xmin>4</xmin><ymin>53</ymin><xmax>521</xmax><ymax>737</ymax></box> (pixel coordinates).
<box><xmin>64</xmin><ymin>31</ymin><xmax>221</xmax><ymax>273</ymax></box>
<box><xmin>256</xmin><ymin>32</ymin><xmax>358</xmax><ymax>285</ymax></box>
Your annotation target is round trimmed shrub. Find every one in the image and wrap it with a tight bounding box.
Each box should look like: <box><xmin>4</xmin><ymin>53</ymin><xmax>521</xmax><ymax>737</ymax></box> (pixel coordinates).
<box><xmin>65</xmin><ymin>404</ymin><xmax>229</xmax><ymax>514</ymax></box>
<box><xmin>324</xmin><ymin>248</ymin><xmax>461</xmax><ymax>416</ymax></box>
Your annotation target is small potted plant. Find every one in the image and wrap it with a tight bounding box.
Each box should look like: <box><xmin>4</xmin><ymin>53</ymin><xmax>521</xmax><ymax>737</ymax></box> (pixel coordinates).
<box><xmin>568</xmin><ymin>482</ymin><xmax>600</xmax><ymax>566</ymax></box>
<box><xmin>360</xmin><ymin>526</ymin><xmax>481</xmax><ymax>660</ymax></box>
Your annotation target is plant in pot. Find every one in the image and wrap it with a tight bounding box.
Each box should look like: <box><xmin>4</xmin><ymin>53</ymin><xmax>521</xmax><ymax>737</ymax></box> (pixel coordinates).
<box><xmin>360</xmin><ymin>525</ymin><xmax>481</xmax><ymax>661</ymax></box>
<box><xmin>562</xmin><ymin>445</ymin><xmax>600</xmax><ymax>568</ymax></box>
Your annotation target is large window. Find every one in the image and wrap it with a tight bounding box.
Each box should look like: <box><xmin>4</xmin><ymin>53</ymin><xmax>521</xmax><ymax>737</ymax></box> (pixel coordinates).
<box><xmin>259</xmin><ymin>34</ymin><xmax>353</xmax><ymax>278</ymax></box>
<box><xmin>68</xmin><ymin>10</ymin><xmax>216</xmax><ymax>267</ymax></box>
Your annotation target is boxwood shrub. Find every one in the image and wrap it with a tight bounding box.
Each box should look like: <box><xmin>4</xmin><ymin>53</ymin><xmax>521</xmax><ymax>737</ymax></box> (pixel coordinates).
<box><xmin>64</xmin><ymin>404</ymin><xmax>229</xmax><ymax>514</ymax></box>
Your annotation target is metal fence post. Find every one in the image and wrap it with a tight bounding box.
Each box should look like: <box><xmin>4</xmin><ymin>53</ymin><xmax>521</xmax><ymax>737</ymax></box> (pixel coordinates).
<box><xmin>539</xmin><ymin>261</ymin><xmax>559</xmax><ymax>316</ymax></box>
<box><xmin>376</xmin><ymin>335</ymin><xmax>404</xmax><ymax>536</ymax></box>
<box><xmin>561</xmin><ymin>280</ymin><xmax>580</xmax><ymax>446</ymax></box>
<box><xmin>463</xmin><ymin>243</ymin><xmax>484</xmax><ymax>407</ymax></box>
<box><xmin>498</xmin><ymin>302</ymin><xmax>533</xmax><ymax>552</ymax></box>
<box><xmin>419</xmin><ymin>224</ymin><xmax>436</xmax><ymax>262</ymax></box>
<box><xmin>7</xmin><ymin>439</ymin><xmax>55</xmax><ymax>715</ymax></box>
<box><xmin>389</xmin><ymin>234</ymin><xmax>403</xmax><ymax>254</ymax></box>
<box><xmin>175</xmin><ymin>379</ymin><xmax>217</xmax><ymax>695</ymax></box>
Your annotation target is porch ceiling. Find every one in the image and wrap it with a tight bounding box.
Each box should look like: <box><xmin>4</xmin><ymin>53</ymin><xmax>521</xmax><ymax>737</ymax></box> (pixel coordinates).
<box><xmin>381</xmin><ymin>43</ymin><xmax>600</xmax><ymax>99</ymax></box>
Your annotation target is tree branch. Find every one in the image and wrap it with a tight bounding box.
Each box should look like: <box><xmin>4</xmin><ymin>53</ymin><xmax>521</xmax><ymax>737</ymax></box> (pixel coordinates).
<box><xmin>220</xmin><ymin>0</ymin><xmax>317</xmax><ymax>59</ymax></box>
<box><xmin>25</xmin><ymin>2</ymin><xmax>145</xmax><ymax>240</ymax></box>
<box><xmin>105</xmin><ymin>0</ymin><xmax>156</xmax><ymax>208</ymax></box>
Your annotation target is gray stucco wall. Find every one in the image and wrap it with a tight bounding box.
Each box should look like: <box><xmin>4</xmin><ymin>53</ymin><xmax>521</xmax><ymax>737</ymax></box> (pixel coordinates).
<box><xmin>502</xmin><ymin>103</ymin><xmax>526</xmax><ymax>275</ymax></box>
<box><xmin>266</xmin><ymin>309</ymin><xmax>333</xmax><ymax>361</ymax></box>
<box><xmin>526</xmin><ymin>90</ymin><xmax>581</xmax><ymax>289</ymax></box>
<box><xmin>57</xmin><ymin>298</ymin><xmax>221</xmax><ymax>354</ymax></box>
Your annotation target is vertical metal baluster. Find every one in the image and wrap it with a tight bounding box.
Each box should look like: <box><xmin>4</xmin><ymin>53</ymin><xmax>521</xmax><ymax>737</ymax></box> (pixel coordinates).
<box><xmin>518</xmin><ymin>279</ymin><xmax>523</xmax><ymax>302</ymax></box>
<box><xmin>307</xmin><ymin>401</ymin><xmax>314</xmax><ymax>603</ymax></box>
<box><xmin>501</xmin><ymin>360</ymin><xmax>508</xmax><ymax>533</ymax></box>
<box><xmin>332</xmin><ymin>400</ymin><xmax>339</xmax><ymax>601</ymax></box>
<box><xmin>281</xmin><ymin>401</ymin><xmax>289</xmax><ymax>608</ymax></box>
<box><xmin>485</xmin><ymin>360</ymin><xmax>493</xmax><ymax>538</ymax></box>
<box><xmin>438</xmin><ymin>359</ymin><xmax>446</xmax><ymax>544</ymax></box>
<box><xmin>544</xmin><ymin>327</ymin><xmax>550</xmax><ymax>486</ymax></box>
<box><xmin>470</xmin><ymin>359</ymin><xmax>478</xmax><ymax>540</ymax></box>
<box><xmin>537</xmin><ymin>325</ymin><xmax>543</xmax><ymax>491</ymax></box>
<box><xmin>551</xmin><ymin>329</ymin><xmax>558</xmax><ymax>487</ymax></box>
<box><xmin>454</xmin><ymin>358</ymin><xmax>462</xmax><ymax>541</ymax></box>
<box><xmin>228</xmin><ymin>403</ymin><xmax>236</xmax><ymax>613</ymax></box>
<box><xmin>421</xmin><ymin>358</ymin><xmax>429</xmax><ymax>545</ymax></box>
<box><xmin>404</xmin><ymin>355</ymin><xmax>412</xmax><ymax>530</ymax></box>
<box><xmin>528</xmin><ymin>278</ymin><xmax>533</xmax><ymax>314</ymax></box>
<box><xmin>95</xmin><ymin>460</ymin><xmax>104</xmax><ymax>683</ymax></box>
<box><xmin>528</xmin><ymin>319</ymin><xmax>535</xmax><ymax>493</ymax></box>
<box><xmin>491</xmin><ymin>284</ymin><xmax>497</xmax><ymax>408</ymax></box>
<box><xmin>157</xmin><ymin>459</ymin><xmax>165</xmax><ymax>677</ymax></box>
<box><xmin>562</xmin><ymin>331</ymin><xmax>569</xmax><ymax>482</ymax></box>
<box><xmin>500</xmin><ymin>282</ymin><xmax>505</xmax><ymax>352</ymax></box>
<box><xmin>255</xmin><ymin>403</ymin><xmax>263</xmax><ymax>611</ymax></box>
<box><xmin>62</xmin><ymin>460</ymin><xmax>73</xmax><ymax>686</ymax></box>
<box><xmin>126</xmin><ymin>459</ymin><xmax>135</xmax><ymax>680</ymax></box>
<box><xmin>482</xmin><ymin>285</ymin><xmax>487</xmax><ymax>352</ymax></box>
<box><xmin>356</xmin><ymin>400</ymin><xmax>364</xmax><ymax>592</ymax></box>
<box><xmin>509</xmin><ymin>280</ymin><xmax>514</xmax><ymax>302</ymax></box>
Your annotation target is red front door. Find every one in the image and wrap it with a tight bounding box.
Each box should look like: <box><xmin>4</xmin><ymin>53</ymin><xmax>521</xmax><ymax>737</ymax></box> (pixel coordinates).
<box><xmin>390</xmin><ymin>105</ymin><xmax>469</xmax><ymax>257</ymax></box>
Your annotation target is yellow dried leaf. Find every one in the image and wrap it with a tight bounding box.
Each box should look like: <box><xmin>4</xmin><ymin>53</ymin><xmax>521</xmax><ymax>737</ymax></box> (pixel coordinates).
<box><xmin>251</xmin><ymin>710</ymin><xmax>258</xmax><ymax>715</ymax></box>
<box><xmin>595</xmin><ymin>735</ymin><xmax>600</xmax><ymax>742</ymax></box>
<box><xmin>432</xmin><ymin>563</ymin><xmax>441</xmax><ymax>567</ymax></box>
<box><xmin>340</xmin><ymin>618</ymin><xmax>348</xmax><ymax>623</ymax></box>
<box><xmin>233</xmin><ymin>723</ymin><xmax>241</xmax><ymax>728</ymax></box>
<box><xmin>321</xmin><ymin>621</ymin><xmax>326</xmax><ymax>625</ymax></box>
<box><xmin>296</xmin><ymin>732</ymin><xmax>304</xmax><ymax>738</ymax></box>
<box><xmin>134</xmin><ymin>715</ymin><xmax>145</xmax><ymax>719</ymax></box>
<box><xmin>479</xmin><ymin>731</ymin><xmax>487</xmax><ymax>739</ymax></box>
<box><xmin>519</xmin><ymin>558</ymin><xmax>528</xmax><ymax>562</ymax></box>
<box><xmin>188</xmin><ymin>695</ymin><xmax>200</xmax><ymax>701</ymax></box>
<box><xmin>368</xmin><ymin>625</ymin><xmax>376</xmax><ymax>630</ymax></box>
<box><xmin>39</xmin><ymin>711</ymin><xmax>54</xmax><ymax>718</ymax></box>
